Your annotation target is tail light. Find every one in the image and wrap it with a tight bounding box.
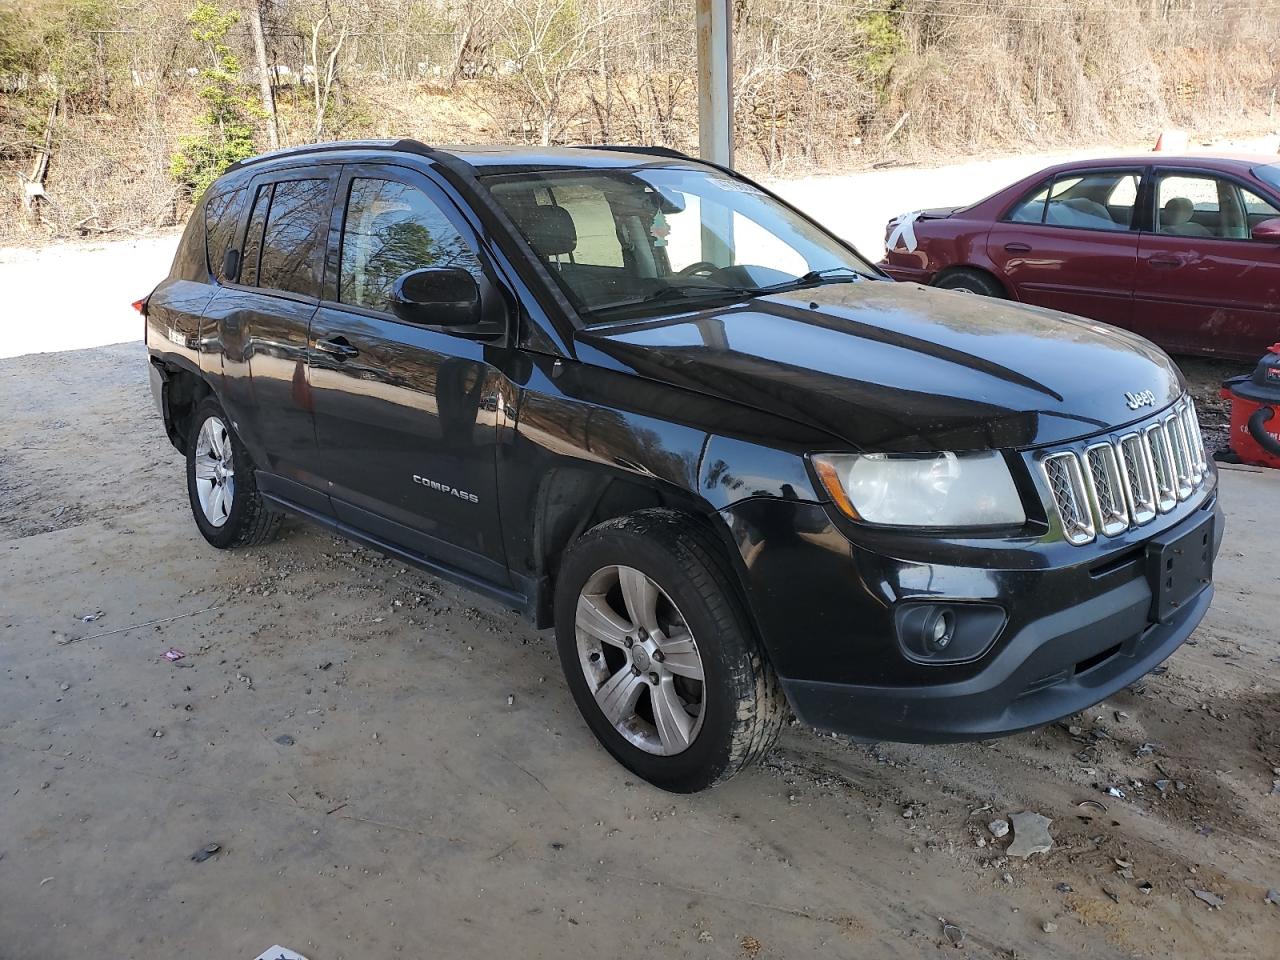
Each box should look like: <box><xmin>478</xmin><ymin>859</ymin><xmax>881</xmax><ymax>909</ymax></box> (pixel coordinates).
<box><xmin>134</xmin><ymin>294</ymin><xmax>150</xmax><ymax>345</ymax></box>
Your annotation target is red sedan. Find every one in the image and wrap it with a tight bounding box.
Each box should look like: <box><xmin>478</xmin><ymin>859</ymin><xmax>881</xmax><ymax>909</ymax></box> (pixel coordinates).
<box><xmin>879</xmin><ymin>155</ymin><xmax>1280</xmax><ymax>361</ymax></box>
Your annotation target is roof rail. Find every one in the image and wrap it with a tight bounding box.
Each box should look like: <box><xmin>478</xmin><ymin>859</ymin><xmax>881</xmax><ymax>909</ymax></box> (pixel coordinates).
<box><xmin>572</xmin><ymin>144</ymin><xmax>694</xmax><ymax>161</ymax></box>
<box><xmin>226</xmin><ymin>138</ymin><xmax>439</xmax><ymax>172</ymax></box>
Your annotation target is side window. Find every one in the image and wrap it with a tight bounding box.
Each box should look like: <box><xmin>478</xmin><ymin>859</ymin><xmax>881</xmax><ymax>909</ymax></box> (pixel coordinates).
<box><xmin>1158</xmin><ymin>173</ymin><xmax>1280</xmax><ymax>240</ymax></box>
<box><xmin>1007</xmin><ymin>181</ymin><xmax>1050</xmax><ymax>223</ymax></box>
<box><xmin>240</xmin><ymin>184</ymin><xmax>270</xmax><ymax>287</ymax></box>
<box><xmin>1007</xmin><ymin>172</ymin><xmax>1137</xmax><ymax>231</ymax></box>
<box><xmin>257</xmin><ymin>179</ymin><xmax>329</xmax><ymax>296</ymax></box>
<box><xmin>339</xmin><ymin>177</ymin><xmax>481</xmax><ymax>312</ymax></box>
<box><xmin>1106</xmin><ymin>174</ymin><xmax>1139</xmax><ymax>221</ymax></box>
<box><xmin>1240</xmin><ymin>184</ymin><xmax>1280</xmax><ymax>237</ymax></box>
<box><xmin>1156</xmin><ymin>175</ymin><xmax>1221</xmax><ymax>238</ymax></box>
<box><xmin>1045</xmin><ymin>173</ymin><xmax>1131</xmax><ymax>231</ymax></box>
<box><xmin>205</xmin><ymin>187</ymin><xmax>247</xmax><ymax>282</ymax></box>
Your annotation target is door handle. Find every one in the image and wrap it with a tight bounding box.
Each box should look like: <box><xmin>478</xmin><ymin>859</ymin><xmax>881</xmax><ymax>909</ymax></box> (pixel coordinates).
<box><xmin>1004</xmin><ymin>242</ymin><xmax>1032</xmax><ymax>253</ymax></box>
<box><xmin>314</xmin><ymin>336</ymin><xmax>359</xmax><ymax>360</ymax></box>
<box><xmin>1148</xmin><ymin>255</ymin><xmax>1182</xmax><ymax>269</ymax></box>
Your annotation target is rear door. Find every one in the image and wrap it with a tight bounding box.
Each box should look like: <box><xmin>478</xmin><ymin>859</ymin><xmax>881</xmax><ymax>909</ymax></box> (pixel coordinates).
<box><xmin>986</xmin><ymin>167</ymin><xmax>1144</xmax><ymax>327</ymax></box>
<box><xmin>307</xmin><ymin>163</ymin><xmax>510</xmax><ymax>583</ymax></box>
<box><xmin>204</xmin><ymin>166</ymin><xmax>338</xmax><ymax>512</ymax></box>
<box><xmin>1132</xmin><ymin>168</ymin><xmax>1280</xmax><ymax>359</ymax></box>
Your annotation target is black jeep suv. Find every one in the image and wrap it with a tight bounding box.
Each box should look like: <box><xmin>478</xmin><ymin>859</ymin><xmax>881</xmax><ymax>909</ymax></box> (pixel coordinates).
<box><xmin>145</xmin><ymin>140</ymin><xmax>1221</xmax><ymax>792</ymax></box>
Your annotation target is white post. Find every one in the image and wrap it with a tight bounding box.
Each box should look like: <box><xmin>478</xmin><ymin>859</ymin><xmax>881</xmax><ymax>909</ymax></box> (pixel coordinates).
<box><xmin>696</xmin><ymin>0</ymin><xmax>733</xmax><ymax>168</ymax></box>
<box><xmin>696</xmin><ymin>0</ymin><xmax>733</xmax><ymax>265</ymax></box>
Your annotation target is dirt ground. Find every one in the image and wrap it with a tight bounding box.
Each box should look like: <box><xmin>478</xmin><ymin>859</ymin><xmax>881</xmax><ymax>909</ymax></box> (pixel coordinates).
<box><xmin>2</xmin><ymin>340</ymin><xmax>1278</xmax><ymax>960</ymax></box>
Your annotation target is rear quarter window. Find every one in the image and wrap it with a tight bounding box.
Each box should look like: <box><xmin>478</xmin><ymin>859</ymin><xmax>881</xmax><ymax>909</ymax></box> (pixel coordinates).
<box><xmin>169</xmin><ymin>201</ymin><xmax>209</xmax><ymax>282</ymax></box>
<box><xmin>205</xmin><ymin>187</ymin><xmax>248</xmax><ymax>283</ymax></box>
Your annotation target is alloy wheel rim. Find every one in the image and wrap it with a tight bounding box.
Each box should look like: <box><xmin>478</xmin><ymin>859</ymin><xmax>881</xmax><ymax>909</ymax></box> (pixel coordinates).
<box><xmin>575</xmin><ymin>565</ymin><xmax>707</xmax><ymax>756</ymax></box>
<box><xmin>193</xmin><ymin>415</ymin><xmax>235</xmax><ymax>528</ymax></box>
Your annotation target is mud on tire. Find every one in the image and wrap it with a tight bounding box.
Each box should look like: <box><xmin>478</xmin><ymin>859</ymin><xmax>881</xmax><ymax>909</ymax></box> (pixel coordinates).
<box><xmin>553</xmin><ymin>508</ymin><xmax>787</xmax><ymax>792</ymax></box>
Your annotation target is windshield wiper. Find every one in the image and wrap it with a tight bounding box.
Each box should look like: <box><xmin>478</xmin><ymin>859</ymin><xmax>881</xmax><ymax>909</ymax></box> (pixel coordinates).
<box><xmin>591</xmin><ymin>282</ymin><xmax>755</xmax><ymax>315</ymax></box>
<box><xmin>587</xmin><ymin>268</ymin><xmax>865</xmax><ymax>319</ymax></box>
<box><xmin>755</xmin><ymin>266</ymin><xmax>866</xmax><ymax>295</ymax></box>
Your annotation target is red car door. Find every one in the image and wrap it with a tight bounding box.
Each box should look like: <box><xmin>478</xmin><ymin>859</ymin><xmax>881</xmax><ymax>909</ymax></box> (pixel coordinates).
<box><xmin>1132</xmin><ymin>169</ymin><xmax>1280</xmax><ymax>360</ymax></box>
<box><xmin>986</xmin><ymin>168</ymin><xmax>1143</xmax><ymax>328</ymax></box>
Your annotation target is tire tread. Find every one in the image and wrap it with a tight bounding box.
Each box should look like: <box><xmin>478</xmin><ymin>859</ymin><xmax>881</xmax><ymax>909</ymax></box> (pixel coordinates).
<box><xmin>187</xmin><ymin>396</ymin><xmax>282</xmax><ymax>549</ymax></box>
<box><xmin>567</xmin><ymin>509</ymin><xmax>787</xmax><ymax>789</ymax></box>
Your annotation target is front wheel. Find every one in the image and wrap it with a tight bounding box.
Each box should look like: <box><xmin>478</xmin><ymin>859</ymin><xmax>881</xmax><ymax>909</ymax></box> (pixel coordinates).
<box><xmin>554</xmin><ymin>509</ymin><xmax>786</xmax><ymax>792</ymax></box>
<box><xmin>185</xmin><ymin>396</ymin><xmax>281</xmax><ymax>549</ymax></box>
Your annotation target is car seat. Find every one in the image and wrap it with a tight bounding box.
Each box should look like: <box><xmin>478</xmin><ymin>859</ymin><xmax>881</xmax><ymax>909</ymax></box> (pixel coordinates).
<box><xmin>1160</xmin><ymin>197</ymin><xmax>1212</xmax><ymax>237</ymax></box>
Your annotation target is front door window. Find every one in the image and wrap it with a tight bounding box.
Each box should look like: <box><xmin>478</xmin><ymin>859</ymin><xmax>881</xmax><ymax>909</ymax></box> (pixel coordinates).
<box><xmin>338</xmin><ymin>178</ymin><xmax>482</xmax><ymax>313</ymax></box>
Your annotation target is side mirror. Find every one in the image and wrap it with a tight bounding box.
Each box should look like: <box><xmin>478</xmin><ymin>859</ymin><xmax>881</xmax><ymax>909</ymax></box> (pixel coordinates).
<box><xmin>222</xmin><ymin>247</ymin><xmax>241</xmax><ymax>283</ymax></box>
<box><xmin>1252</xmin><ymin>217</ymin><xmax>1280</xmax><ymax>242</ymax></box>
<box><xmin>390</xmin><ymin>267</ymin><xmax>481</xmax><ymax>327</ymax></box>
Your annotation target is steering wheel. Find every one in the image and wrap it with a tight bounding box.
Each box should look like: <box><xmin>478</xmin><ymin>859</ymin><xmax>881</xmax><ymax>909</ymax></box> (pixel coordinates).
<box><xmin>675</xmin><ymin>261</ymin><xmax>722</xmax><ymax>279</ymax></box>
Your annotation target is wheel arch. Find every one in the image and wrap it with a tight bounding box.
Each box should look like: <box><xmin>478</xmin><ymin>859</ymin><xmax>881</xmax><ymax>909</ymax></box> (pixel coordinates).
<box><xmin>932</xmin><ymin>264</ymin><xmax>1010</xmax><ymax>297</ymax></box>
<box><xmin>528</xmin><ymin>466</ymin><xmax>749</xmax><ymax>630</ymax></box>
<box><xmin>152</xmin><ymin>356</ymin><xmax>215</xmax><ymax>453</ymax></box>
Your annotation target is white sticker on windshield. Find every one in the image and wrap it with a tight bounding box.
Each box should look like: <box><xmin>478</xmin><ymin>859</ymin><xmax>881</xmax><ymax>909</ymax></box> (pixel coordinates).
<box><xmin>707</xmin><ymin>175</ymin><xmax>765</xmax><ymax>195</ymax></box>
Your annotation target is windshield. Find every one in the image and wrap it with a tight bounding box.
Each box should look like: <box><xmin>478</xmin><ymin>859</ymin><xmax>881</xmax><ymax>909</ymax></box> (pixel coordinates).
<box><xmin>482</xmin><ymin>165</ymin><xmax>877</xmax><ymax>321</ymax></box>
<box><xmin>1253</xmin><ymin>162</ymin><xmax>1280</xmax><ymax>193</ymax></box>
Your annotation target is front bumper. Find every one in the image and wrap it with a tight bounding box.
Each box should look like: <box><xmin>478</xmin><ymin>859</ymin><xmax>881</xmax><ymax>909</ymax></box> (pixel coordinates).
<box><xmin>783</xmin><ymin>571</ymin><xmax>1212</xmax><ymax>743</ymax></box>
<box><xmin>720</xmin><ymin>487</ymin><xmax>1222</xmax><ymax>744</ymax></box>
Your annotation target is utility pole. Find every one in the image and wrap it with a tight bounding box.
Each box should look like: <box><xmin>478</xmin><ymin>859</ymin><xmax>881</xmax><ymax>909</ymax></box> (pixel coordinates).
<box><xmin>696</xmin><ymin>0</ymin><xmax>733</xmax><ymax>265</ymax></box>
<box><xmin>248</xmin><ymin>0</ymin><xmax>280</xmax><ymax>149</ymax></box>
<box><xmin>696</xmin><ymin>0</ymin><xmax>733</xmax><ymax>168</ymax></box>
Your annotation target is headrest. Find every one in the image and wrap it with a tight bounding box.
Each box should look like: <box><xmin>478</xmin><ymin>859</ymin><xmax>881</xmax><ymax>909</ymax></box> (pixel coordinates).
<box><xmin>1163</xmin><ymin>197</ymin><xmax>1194</xmax><ymax>224</ymax></box>
<box><xmin>519</xmin><ymin>204</ymin><xmax>577</xmax><ymax>257</ymax></box>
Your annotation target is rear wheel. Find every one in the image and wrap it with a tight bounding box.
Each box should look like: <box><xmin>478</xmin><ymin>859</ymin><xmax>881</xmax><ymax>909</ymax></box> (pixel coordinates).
<box><xmin>934</xmin><ymin>267</ymin><xmax>1005</xmax><ymax>297</ymax></box>
<box><xmin>554</xmin><ymin>509</ymin><xmax>786</xmax><ymax>792</ymax></box>
<box><xmin>185</xmin><ymin>396</ymin><xmax>281</xmax><ymax>549</ymax></box>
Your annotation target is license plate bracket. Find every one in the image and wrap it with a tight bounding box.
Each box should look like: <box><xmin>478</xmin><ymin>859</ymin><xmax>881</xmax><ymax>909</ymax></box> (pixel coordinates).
<box><xmin>1146</xmin><ymin>512</ymin><xmax>1214</xmax><ymax>623</ymax></box>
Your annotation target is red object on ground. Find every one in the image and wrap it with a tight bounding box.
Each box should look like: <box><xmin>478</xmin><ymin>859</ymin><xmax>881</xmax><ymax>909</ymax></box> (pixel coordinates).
<box><xmin>1221</xmin><ymin>342</ymin><xmax>1280</xmax><ymax>468</ymax></box>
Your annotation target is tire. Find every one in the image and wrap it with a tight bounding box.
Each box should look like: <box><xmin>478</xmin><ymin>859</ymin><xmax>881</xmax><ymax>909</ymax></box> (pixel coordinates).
<box><xmin>934</xmin><ymin>267</ymin><xmax>1005</xmax><ymax>297</ymax></box>
<box><xmin>554</xmin><ymin>509</ymin><xmax>786</xmax><ymax>792</ymax></box>
<box><xmin>185</xmin><ymin>396</ymin><xmax>282</xmax><ymax>549</ymax></box>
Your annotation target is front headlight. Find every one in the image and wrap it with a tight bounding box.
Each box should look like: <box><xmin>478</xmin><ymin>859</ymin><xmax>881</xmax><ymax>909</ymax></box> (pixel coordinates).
<box><xmin>811</xmin><ymin>451</ymin><xmax>1026</xmax><ymax>528</ymax></box>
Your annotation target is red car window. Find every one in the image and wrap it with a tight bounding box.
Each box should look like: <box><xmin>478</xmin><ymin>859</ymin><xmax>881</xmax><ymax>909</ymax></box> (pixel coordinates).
<box><xmin>1005</xmin><ymin>171</ymin><xmax>1140</xmax><ymax>232</ymax></box>
<box><xmin>1155</xmin><ymin>173</ymin><xmax>1280</xmax><ymax>240</ymax></box>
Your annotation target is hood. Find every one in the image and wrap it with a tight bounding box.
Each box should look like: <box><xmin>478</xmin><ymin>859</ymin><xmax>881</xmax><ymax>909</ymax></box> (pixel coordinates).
<box><xmin>574</xmin><ymin>280</ymin><xmax>1185</xmax><ymax>452</ymax></box>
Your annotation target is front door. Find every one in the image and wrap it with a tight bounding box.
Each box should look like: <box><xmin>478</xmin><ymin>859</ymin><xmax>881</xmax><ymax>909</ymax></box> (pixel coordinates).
<box><xmin>308</xmin><ymin>164</ymin><xmax>510</xmax><ymax>583</ymax></box>
<box><xmin>986</xmin><ymin>167</ymin><xmax>1144</xmax><ymax>328</ymax></box>
<box><xmin>1132</xmin><ymin>169</ymin><xmax>1280</xmax><ymax>360</ymax></box>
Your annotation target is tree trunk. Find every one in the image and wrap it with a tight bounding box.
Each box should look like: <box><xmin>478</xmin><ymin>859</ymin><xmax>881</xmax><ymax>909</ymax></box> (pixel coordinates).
<box><xmin>22</xmin><ymin>96</ymin><xmax>57</xmax><ymax>223</ymax></box>
<box><xmin>248</xmin><ymin>0</ymin><xmax>279</xmax><ymax>149</ymax></box>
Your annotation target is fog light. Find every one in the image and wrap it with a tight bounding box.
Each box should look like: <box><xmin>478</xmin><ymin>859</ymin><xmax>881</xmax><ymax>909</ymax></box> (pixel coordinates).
<box><xmin>924</xmin><ymin>608</ymin><xmax>955</xmax><ymax>651</ymax></box>
<box><xmin>894</xmin><ymin>601</ymin><xmax>1006</xmax><ymax>664</ymax></box>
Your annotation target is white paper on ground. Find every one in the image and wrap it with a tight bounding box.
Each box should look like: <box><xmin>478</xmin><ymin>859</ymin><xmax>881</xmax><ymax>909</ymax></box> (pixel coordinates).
<box><xmin>253</xmin><ymin>947</ymin><xmax>311</xmax><ymax>960</ymax></box>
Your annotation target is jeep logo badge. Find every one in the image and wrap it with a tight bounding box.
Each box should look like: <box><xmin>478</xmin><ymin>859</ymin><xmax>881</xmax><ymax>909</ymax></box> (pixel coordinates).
<box><xmin>1124</xmin><ymin>390</ymin><xmax>1156</xmax><ymax>410</ymax></box>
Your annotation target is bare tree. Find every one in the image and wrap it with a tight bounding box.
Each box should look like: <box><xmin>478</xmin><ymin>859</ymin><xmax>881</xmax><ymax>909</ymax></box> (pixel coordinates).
<box><xmin>247</xmin><ymin>0</ymin><xmax>279</xmax><ymax>148</ymax></box>
<box><xmin>307</xmin><ymin>6</ymin><xmax>349</xmax><ymax>140</ymax></box>
<box><xmin>490</xmin><ymin>0</ymin><xmax>621</xmax><ymax>145</ymax></box>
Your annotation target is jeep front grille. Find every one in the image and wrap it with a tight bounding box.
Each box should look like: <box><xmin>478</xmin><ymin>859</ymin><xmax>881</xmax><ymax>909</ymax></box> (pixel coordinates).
<box><xmin>1043</xmin><ymin>452</ymin><xmax>1095</xmax><ymax>545</ymax></box>
<box><xmin>1042</xmin><ymin>397</ymin><xmax>1207</xmax><ymax>545</ymax></box>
